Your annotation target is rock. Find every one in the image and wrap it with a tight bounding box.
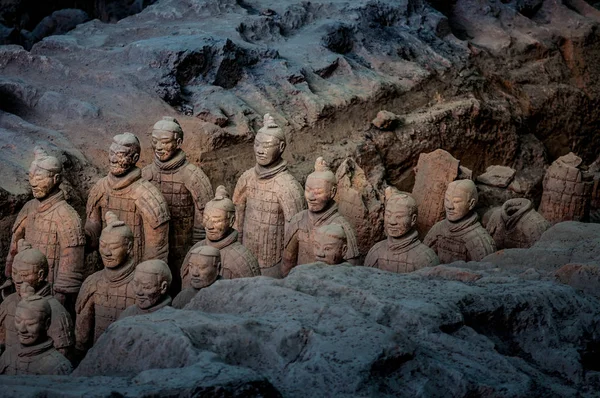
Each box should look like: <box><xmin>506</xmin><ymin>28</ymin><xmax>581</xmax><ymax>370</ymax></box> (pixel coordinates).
<box><xmin>555</xmin><ymin>263</ymin><xmax>600</xmax><ymax>298</ymax></box>
<box><xmin>30</xmin><ymin>9</ymin><xmax>89</xmax><ymax>44</ymax></box>
<box><xmin>476</xmin><ymin>165</ymin><xmax>516</xmax><ymax>188</ymax></box>
<box><xmin>372</xmin><ymin>110</ymin><xmax>398</xmax><ymax>130</ymax></box>
<box><xmin>418</xmin><ymin>265</ymin><xmax>483</xmax><ymax>282</ymax></box>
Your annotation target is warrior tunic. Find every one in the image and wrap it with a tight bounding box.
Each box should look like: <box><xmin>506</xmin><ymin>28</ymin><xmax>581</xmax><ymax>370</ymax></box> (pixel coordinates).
<box><xmin>365</xmin><ymin>230</ymin><xmax>439</xmax><ymax>273</ymax></box>
<box><xmin>0</xmin><ymin>339</ymin><xmax>72</xmax><ymax>375</ymax></box>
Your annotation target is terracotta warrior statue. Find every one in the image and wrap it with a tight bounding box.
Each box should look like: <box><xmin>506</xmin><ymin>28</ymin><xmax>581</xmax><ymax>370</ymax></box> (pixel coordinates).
<box><xmin>0</xmin><ymin>240</ymin><xmax>74</xmax><ymax>357</ymax></box>
<box><xmin>0</xmin><ymin>291</ymin><xmax>72</xmax><ymax>375</ymax></box>
<box><xmin>424</xmin><ymin>180</ymin><xmax>496</xmax><ymax>263</ymax></box>
<box><xmin>312</xmin><ymin>224</ymin><xmax>353</xmax><ymax>266</ymax></box>
<box><xmin>233</xmin><ymin>114</ymin><xmax>305</xmax><ymax>278</ymax></box>
<box><xmin>365</xmin><ymin>188</ymin><xmax>439</xmax><ymax>273</ymax></box>
<box><xmin>485</xmin><ymin>198</ymin><xmax>550</xmax><ymax>249</ymax></box>
<box><xmin>6</xmin><ymin>147</ymin><xmax>86</xmax><ymax>309</ymax></box>
<box><xmin>181</xmin><ymin>186</ymin><xmax>259</xmax><ymax>288</ymax></box>
<box><xmin>142</xmin><ymin>116</ymin><xmax>213</xmax><ymax>293</ymax></box>
<box><xmin>86</xmin><ymin>133</ymin><xmax>171</xmax><ymax>267</ymax></box>
<box><xmin>119</xmin><ymin>259</ymin><xmax>172</xmax><ymax>319</ymax></box>
<box><xmin>75</xmin><ymin>212</ymin><xmax>137</xmax><ymax>352</ymax></box>
<box><xmin>173</xmin><ymin>246</ymin><xmax>221</xmax><ymax>309</ymax></box>
<box><xmin>282</xmin><ymin>157</ymin><xmax>359</xmax><ymax>276</ymax></box>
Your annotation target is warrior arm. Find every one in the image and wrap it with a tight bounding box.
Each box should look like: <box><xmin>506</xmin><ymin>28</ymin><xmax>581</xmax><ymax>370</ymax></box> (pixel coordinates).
<box><xmin>364</xmin><ymin>246</ymin><xmax>379</xmax><ymax>268</ymax></box>
<box><xmin>141</xmin><ymin>220</ymin><xmax>169</xmax><ymax>263</ymax></box>
<box><xmin>5</xmin><ymin>206</ymin><xmax>29</xmax><ymax>278</ymax></box>
<box><xmin>85</xmin><ymin>183</ymin><xmax>105</xmax><ymax>251</ymax></box>
<box><xmin>423</xmin><ymin>224</ymin><xmax>441</xmax><ymax>254</ymax></box>
<box><xmin>0</xmin><ymin>299</ymin><xmax>9</xmax><ymax>351</ymax></box>
<box><xmin>282</xmin><ymin>221</ymin><xmax>300</xmax><ymax>277</ymax></box>
<box><xmin>74</xmin><ymin>278</ymin><xmax>96</xmax><ymax>352</ymax></box>
<box><xmin>186</xmin><ymin>165</ymin><xmax>214</xmax><ymax>244</ymax></box>
<box><xmin>53</xmin><ymin>245</ymin><xmax>85</xmax><ymax>294</ymax></box>
<box><xmin>232</xmin><ymin>171</ymin><xmax>251</xmax><ymax>243</ymax></box>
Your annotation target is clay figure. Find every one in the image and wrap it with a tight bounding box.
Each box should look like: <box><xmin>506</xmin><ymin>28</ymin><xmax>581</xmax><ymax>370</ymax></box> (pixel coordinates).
<box><xmin>485</xmin><ymin>198</ymin><xmax>550</xmax><ymax>249</ymax></box>
<box><xmin>181</xmin><ymin>186</ymin><xmax>259</xmax><ymax>288</ymax></box>
<box><xmin>0</xmin><ymin>240</ymin><xmax>74</xmax><ymax>357</ymax></box>
<box><xmin>119</xmin><ymin>259</ymin><xmax>172</xmax><ymax>319</ymax></box>
<box><xmin>283</xmin><ymin>157</ymin><xmax>359</xmax><ymax>276</ymax></box>
<box><xmin>6</xmin><ymin>147</ymin><xmax>86</xmax><ymax>309</ymax></box>
<box><xmin>313</xmin><ymin>224</ymin><xmax>353</xmax><ymax>266</ymax></box>
<box><xmin>85</xmin><ymin>133</ymin><xmax>171</xmax><ymax>268</ymax></box>
<box><xmin>173</xmin><ymin>246</ymin><xmax>221</xmax><ymax>309</ymax></box>
<box><xmin>233</xmin><ymin>114</ymin><xmax>305</xmax><ymax>278</ymax></box>
<box><xmin>365</xmin><ymin>188</ymin><xmax>439</xmax><ymax>273</ymax></box>
<box><xmin>142</xmin><ymin>117</ymin><xmax>213</xmax><ymax>294</ymax></box>
<box><xmin>538</xmin><ymin>152</ymin><xmax>593</xmax><ymax>223</ymax></box>
<box><xmin>424</xmin><ymin>180</ymin><xmax>496</xmax><ymax>263</ymax></box>
<box><xmin>75</xmin><ymin>212</ymin><xmax>137</xmax><ymax>352</ymax></box>
<box><xmin>0</xmin><ymin>291</ymin><xmax>72</xmax><ymax>375</ymax></box>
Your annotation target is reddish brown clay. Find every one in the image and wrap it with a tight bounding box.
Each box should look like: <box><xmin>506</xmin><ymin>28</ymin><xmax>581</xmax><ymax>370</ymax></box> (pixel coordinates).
<box><xmin>486</xmin><ymin>198</ymin><xmax>550</xmax><ymax>249</ymax></box>
<box><xmin>283</xmin><ymin>157</ymin><xmax>359</xmax><ymax>276</ymax></box>
<box><xmin>142</xmin><ymin>117</ymin><xmax>213</xmax><ymax>293</ymax></box>
<box><xmin>6</xmin><ymin>147</ymin><xmax>86</xmax><ymax>306</ymax></box>
<box><xmin>75</xmin><ymin>212</ymin><xmax>137</xmax><ymax>352</ymax></box>
<box><xmin>85</xmin><ymin>133</ymin><xmax>171</xmax><ymax>267</ymax></box>
<box><xmin>232</xmin><ymin>114</ymin><xmax>305</xmax><ymax>278</ymax></box>
<box><xmin>181</xmin><ymin>186</ymin><xmax>259</xmax><ymax>288</ymax></box>
<box><xmin>174</xmin><ymin>246</ymin><xmax>221</xmax><ymax>309</ymax></box>
<box><xmin>538</xmin><ymin>152</ymin><xmax>593</xmax><ymax>223</ymax></box>
<box><xmin>365</xmin><ymin>188</ymin><xmax>439</xmax><ymax>273</ymax></box>
<box><xmin>424</xmin><ymin>180</ymin><xmax>496</xmax><ymax>263</ymax></box>
<box><xmin>119</xmin><ymin>259</ymin><xmax>172</xmax><ymax>319</ymax></box>
<box><xmin>0</xmin><ymin>241</ymin><xmax>74</xmax><ymax>358</ymax></box>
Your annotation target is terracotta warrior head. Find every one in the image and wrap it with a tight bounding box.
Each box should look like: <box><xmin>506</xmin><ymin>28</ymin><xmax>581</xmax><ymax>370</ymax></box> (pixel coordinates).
<box><xmin>254</xmin><ymin>114</ymin><xmax>286</xmax><ymax>167</ymax></box>
<box><xmin>15</xmin><ymin>289</ymin><xmax>51</xmax><ymax>346</ymax></box>
<box><xmin>151</xmin><ymin>116</ymin><xmax>183</xmax><ymax>162</ymax></box>
<box><xmin>203</xmin><ymin>186</ymin><xmax>235</xmax><ymax>242</ymax></box>
<box><xmin>444</xmin><ymin>180</ymin><xmax>478</xmax><ymax>222</ymax></box>
<box><xmin>132</xmin><ymin>259</ymin><xmax>172</xmax><ymax>310</ymax></box>
<box><xmin>12</xmin><ymin>240</ymin><xmax>48</xmax><ymax>297</ymax></box>
<box><xmin>313</xmin><ymin>224</ymin><xmax>347</xmax><ymax>265</ymax></box>
<box><xmin>28</xmin><ymin>147</ymin><xmax>62</xmax><ymax>200</ymax></box>
<box><xmin>109</xmin><ymin>132</ymin><xmax>141</xmax><ymax>176</ymax></box>
<box><xmin>99</xmin><ymin>211</ymin><xmax>134</xmax><ymax>269</ymax></box>
<box><xmin>186</xmin><ymin>246</ymin><xmax>221</xmax><ymax>289</ymax></box>
<box><xmin>384</xmin><ymin>188</ymin><xmax>418</xmax><ymax>238</ymax></box>
<box><xmin>305</xmin><ymin>157</ymin><xmax>337</xmax><ymax>213</ymax></box>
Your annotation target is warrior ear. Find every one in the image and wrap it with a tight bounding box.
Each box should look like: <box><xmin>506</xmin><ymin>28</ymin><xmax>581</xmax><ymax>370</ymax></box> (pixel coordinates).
<box><xmin>341</xmin><ymin>243</ymin><xmax>348</xmax><ymax>259</ymax></box>
<box><xmin>160</xmin><ymin>280</ymin><xmax>168</xmax><ymax>295</ymax></box>
<box><xmin>132</xmin><ymin>152</ymin><xmax>140</xmax><ymax>164</ymax></box>
<box><xmin>468</xmin><ymin>197</ymin><xmax>477</xmax><ymax>211</ymax></box>
<box><xmin>410</xmin><ymin>213</ymin><xmax>417</xmax><ymax>227</ymax></box>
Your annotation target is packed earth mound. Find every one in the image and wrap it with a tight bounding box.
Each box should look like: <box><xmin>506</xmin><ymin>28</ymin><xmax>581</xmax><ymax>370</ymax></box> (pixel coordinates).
<box><xmin>0</xmin><ymin>222</ymin><xmax>598</xmax><ymax>397</ymax></box>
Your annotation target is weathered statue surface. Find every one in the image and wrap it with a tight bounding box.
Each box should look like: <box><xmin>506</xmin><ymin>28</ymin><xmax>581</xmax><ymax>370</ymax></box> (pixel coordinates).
<box><xmin>0</xmin><ymin>291</ymin><xmax>72</xmax><ymax>375</ymax></box>
<box><xmin>283</xmin><ymin>157</ymin><xmax>359</xmax><ymax>276</ymax></box>
<box><xmin>233</xmin><ymin>114</ymin><xmax>305</xmax><ymax>278</ymax></box>
<box><xmin>142</xmin><ymin>117</ymin><xmax>213</xmax><ymax>294</ymax></box>
<box><xmin>181</xmin><ymin>186</ymin><xmax>259</xmax><ymax>288</ymax></box>
<box><xmin>85</xmin><ymin>133</ymin><xmax>170</xmax><ymax>267</ymax></box>
<box><xmin>365</xmin><ymin>188</ymin><xmax>439</xmax><ymax>273</ymax></box>
<box><xmin>119</xmin><ymin>259</ymin><xmax>172</xmax><ymax>319</ymax></box>
<box><xmin>173</xmin><ymin>246</ymin><xmax>221</xmax><ymax>309</ymax></box>
<box><xmin>75</xmin><ymin>212</ymin><xmax>137</xmax><ymax>352</ymax></box>
<box><xmin>6</xmin><ymin>147</ymin><xmax>86</xmax><ymax>309</ymax></box>
<box><xmin>424</xmin><ymin>180</ymin><xmax>496</xmax><ymax>263</ymax></box>
<box><xmin>486</xmin><ymin>198</ymin><xmax>550</xmax><ymax>249</ymax></box>
<box><xmin>0</xmin><ymin>240</ymin><xmax>74</xmax><ymax>358</ymax></box>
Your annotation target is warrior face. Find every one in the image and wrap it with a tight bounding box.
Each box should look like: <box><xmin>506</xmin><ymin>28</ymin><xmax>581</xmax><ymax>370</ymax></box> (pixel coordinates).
<box><xmin>99</xmin><ymin>230</ymin><xmax>132</xmax><ymax>269</ymax></box>
<box><xmin>313</xmin><ymin>230</ymin><xmax>347</xmax><ymax>266</ymax></box>
<box><xmin>28</xmin><ymin>165</ymin><xmax>59</xmax><ymax>200</ymax></box>
<box><xmin>188</xmin><ymin>254</ymin><xmax>220</xmax><ymax>290</ymax></box>
<box><xmin>12</xmin><ymin>261</ymin><xmax>45</xmax><ymax>297</ymax></box>
<box><xmin>152</xmin><ymin>129</ymin><xmax>181</xmax><ymax>162</ymax></box>
<box><xmin>108</xmin><ymin>143</ymin><xmax>139</xmax><ymax>177</ymax></box>
<box><xmin>384</xmin><ymin>200</ymin><xmax>417</xmax><ymax>239</ymax></box>
<box><xmin>203</xmin><ymin>207</ymin><xmax>234</xmax><ymax>242</ymax></box>
<box><xmin>254</xmin><ymin>133</ymin><xmax>284</xmax><ymax>167</ymax></box>
<box><xmin>305</xmin><ymin>176</ymin><xmax>336</xmax><ymax>213</ymax></box>
<box><xmin>132</xmin><ymin>269</ymin><xmax>168</xmax><ymax>310</ymax></box>
<box><xmin>444</xmin><ymin>182</ymin><xmax>476</xmax><ymax>222</ymax></box>
<box><xmin>15</xmin><ymin>305</ymin><xmax>49</xmax><ymax>346</ymax></box>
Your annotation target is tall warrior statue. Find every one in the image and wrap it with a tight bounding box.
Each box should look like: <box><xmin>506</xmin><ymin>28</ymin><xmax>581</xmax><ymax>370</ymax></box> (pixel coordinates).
<box><xmin>75</xmin><ymin>212</ymin><xmax>137</xmax><ymax>353</ymax></box>
<box><xmin>424</xmin><ymin>180</ymin><xmax>496</xmax><ymax>263</ymax></box>
<box><xmin>233</xmin><ymin>114</ymin><xmax>305</xmax><ymax>278</ymax></box>
<box><xmin>6</xmin><ymin>147</ymin><xmax>86</xmax><ymax>308</ymax></box>
<box><xmin>181</xmin><ymin>186</ymin><xmax>259</xmax><ymax>287</ymax></box>
<box><xmin>365</xmin><ymin>188</ymin><xmax>439</xmax><ymax>273</ymax></box>
<box><xmin>0</xmin><ymin>240</ymin><xmax>74</xmax><ymax>358</ymax></box>
<box><xmin>85</xmin><ymin>133</ymin><xmax>170</xmax><ymax>266</ymax></box>
<box><xmin>282</xmin><ymin>157</ymin><xmax>359</xmax><ymax>276</ymax></box>
<box><xmin>142</xmin><ymin>117</ymin><xmax>213</xmax><ymax>293</ymax></box>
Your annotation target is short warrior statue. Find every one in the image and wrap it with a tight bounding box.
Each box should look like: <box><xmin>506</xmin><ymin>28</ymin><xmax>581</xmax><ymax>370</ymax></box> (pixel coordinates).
<box><xmin>424</xmin><ymin>180</ymin><xmax>496</xmax><ymax>263</ymax></box>
<box><xmin>181</xmin><ymin>186</ymin><xmax>259</xmax><ymax>287</ymax></box>
<box><xmin>85</xmin><ymin>133</ymin><xmax>170</xmax><ymax>267</ymax></box>
<box><xmin>75</xmin><ymin>212</ymin><xmax>137</xmax><ymax>352</ymax></box>
<box><xmin>282</xmin><ymin>157</ymin><xmax>359</xmax><ymax>276</ymax></box>
<box><xmin>0</xmin><ymin>290</ymin><xmax>72</xmax><ymax>375</ymax></box>
<box><xmin>365</xmin><ymin>188</ymin><xmax>439</xmax><ymax>273</ymax></box>
<box><xmin>119</xmin><ymin>259</ymin><xmax>172</xmax><ymax>319</ymax></box>
<box><xmin>142</xmin><ymin>117</ymin><xmax>213</xmax><ymax>293</ymax></box>
<box><xmin>173</xmin><ymin>246</ymin><xmax>221</xmax><ymax>309</ymax></box>
<box><xmin>485</xmin><ymin>198</ymin><xmax>550</xmax><ymax>249</ymax></box>
<box><xmin>233</xmin><ymin>114</ymin><xmax>305</xmax><ymax>278</ymax></box>
<box><xmin>312</xmin><ymin>224</ymin><xmax>353</xmax><ymax>266</ymax></box>
<box><xmin>0</xmin><ymin>240</ymin><xmax>74</xmax><ymax>357</ymax></box>
<box><xmin>6</xmin><ymin>147</ymin><xmax>86</xmax><ymax>308</ymax></box>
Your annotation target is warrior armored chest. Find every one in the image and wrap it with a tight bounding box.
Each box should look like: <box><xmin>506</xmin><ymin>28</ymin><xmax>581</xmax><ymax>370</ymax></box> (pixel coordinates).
<box><xmin>25</xmin><ymin>208</ymin><xmax>60</xmax><ymax>284</ymax></box>
<box><xmin>93</xmin><ymin>279</ymin><xmax>136</xmax><ymax>341</ymax></box>
<box><xmin>437</xmin><ymin>234</ymin><xmax>468</xmax><ymax>264</ymax></box>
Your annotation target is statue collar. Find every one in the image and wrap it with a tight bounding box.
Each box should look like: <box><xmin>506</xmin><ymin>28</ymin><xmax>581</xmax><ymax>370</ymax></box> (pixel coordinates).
<box><xmin>35</xmin><ymin>282</ymin><xmax>52</xmax><ymax>297</ymax></box>
<box><xmin>153</xmin><ymin>150</ymin><xmax>187</xmax><ymax>172</ymax></box>
<box><xmin>254</xmin><ymin>159</ymin><xmax>287</xmax><ymax>180</ymax></box>
<box><xmin>446</xmin><ymin>212</ymin><xmax>479</xmax><ymax>234</ymax></box>
<box><xmin>107</xmin><ymin>167</ymin><xmax>142</xmax><ymax>190</ymax></box>
<box><xmin>18</xmin><ymin>338</ymin><xmax>53</xmax><ymax>358</ymax></box>
<box><xmin>138</xmin><ymin>295</ymin><xmax>172</xmax><ymax>314</ymax></box>
<box><xmin>308</xmin><ymin>202</ymin><xmax>339</xmax><ymax>227</ymax></box>
<box><xmin>206</xmin><ymin>229</ymin><xmax>238</xmax><ymax>250</ymax></box>
<box><xmin>387</xmin><ymin>230</ymin><xmax>420</xmax><ymax>252</ymax></box>
<box><xmin>103</xmin><ymin>259</ymin><xmax>136</xmax><ymax>286</ymax></box>
<box><xmin>36</xmin><ymin>190</ymin><xmax>64</xmax><ymax>213</ymax></box>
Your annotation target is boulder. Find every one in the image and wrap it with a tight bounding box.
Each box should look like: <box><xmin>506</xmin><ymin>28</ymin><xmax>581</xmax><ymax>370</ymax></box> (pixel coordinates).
<box><xmin>476</xmin><ymin>165</ymin><xmax>516</xmax><ymax>188</ymax></box>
